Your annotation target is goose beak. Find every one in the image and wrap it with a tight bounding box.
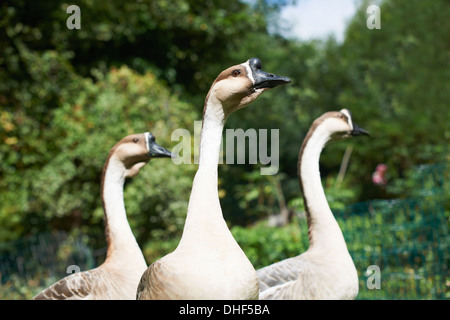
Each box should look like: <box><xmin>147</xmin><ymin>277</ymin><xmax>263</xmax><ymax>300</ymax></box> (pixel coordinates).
<box><xmin>248</xmin><ymin>57</ymin><xmax>291</xmax><ymax>89</ymax></box>
<box><xmin>148</xmin><ymin>141</ymin><xmax>174</xmax><ymax>158</ymax></box>
<box><xmin>145</xmin><ymin>132</ymin><xmax>174</xmax><ymax>158</ymax></box>
<box><xmin>351</xmin><ymin>123</ymin><xmax>370</xmax><ymax>136</ymax></box>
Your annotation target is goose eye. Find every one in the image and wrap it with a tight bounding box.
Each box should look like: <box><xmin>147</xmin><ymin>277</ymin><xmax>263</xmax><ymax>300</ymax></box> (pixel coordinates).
<box><xmin>231</xmin><ymin>69</ymin><xmax>241</xmax><ymax>77</ymax></box>
<box><xmin>132</xmin><ymin>138</ymin><xmax>139</xmax><ymax>143</ymax></box>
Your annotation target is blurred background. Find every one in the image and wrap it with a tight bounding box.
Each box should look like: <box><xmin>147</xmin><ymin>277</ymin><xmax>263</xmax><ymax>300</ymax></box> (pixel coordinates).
<box><xmin>0</xmin><ymin>0</ymin><xmax>448</xmax><ymax>299</ymax></box>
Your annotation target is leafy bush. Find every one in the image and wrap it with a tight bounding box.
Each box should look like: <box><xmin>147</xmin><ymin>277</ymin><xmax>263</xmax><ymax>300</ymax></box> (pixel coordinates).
<box><xmin>232</xmin><ymin>218</ymin><xmax>309</xmax><ymax>270</ymax></box>
<box><xmin>0</xmin><ymin>46</ymin><xmax>197</xmax><ymax>250</ymax></box>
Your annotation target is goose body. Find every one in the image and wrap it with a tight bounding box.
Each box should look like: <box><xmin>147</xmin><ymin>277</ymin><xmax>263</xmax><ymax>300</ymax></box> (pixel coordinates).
<box><xmin>33</xmin><ymin>132</ymin><xmax>172</xmax><ymax>300</ymax></box>
<box><xmin>137</xmin><ymin>58</ymin><xmax>290</xmax><ymax>300</ymax></box>
<box><xmin>257</xmin><ymin>109</ymin><xmax>368</xmax><ymax>300</ymax></box>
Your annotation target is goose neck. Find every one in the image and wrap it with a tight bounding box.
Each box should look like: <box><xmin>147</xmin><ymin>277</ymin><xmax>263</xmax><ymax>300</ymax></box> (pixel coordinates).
<box><xmin>180</xmin><ymin>95</ymin><xmax>229</xmax><ymax>241</ymax></box>
<box><xmin>198</xmin><ymin>96</ymin><xmax>227</xmax><ymax>169</ymax></box>
<box><xmin>298</xmin><ymin>125</ymin><xmax>347</xmax><ymax>250</ymax></box>
<box><xmin>101</xmin><ymin>156</ymin><xmax>145</xmax><ymax>264</ymax></box>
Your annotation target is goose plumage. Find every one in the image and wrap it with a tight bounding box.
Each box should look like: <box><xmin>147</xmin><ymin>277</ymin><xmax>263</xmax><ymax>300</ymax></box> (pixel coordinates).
<box><xmin>32</xmin><ymin>132</ymin><xmax>172</xmax><ymax>300</ymax></box>
<box><xmin>257</xmin><ymin>109</ymin><xmax>369</xmax><ymax>300</ymax></box>
<box><xmin>136</xmin><ymin>58</ymin><xmax>290</xmax><ymax>300</ymax></box>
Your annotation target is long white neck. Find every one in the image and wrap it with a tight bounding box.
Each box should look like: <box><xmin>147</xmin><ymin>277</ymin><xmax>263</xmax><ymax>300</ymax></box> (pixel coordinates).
<box><xmin>299</xmin><ymin>125</ymin><xmax>348</xmax><ymax>251</ymax></box>
<box><xmin>102</xmin><ymin>157</ymin><xmax>146</xmax><ymax>266</ymax></box>
<box><xmin>199</xmin><ymin>94</ymin><xmax>227</xmax><ymax>169</ymax></box>
<box><xmin>179</xmin><ymin>94</ymin><xmax>230</xmax><ymax>243</ymax></box>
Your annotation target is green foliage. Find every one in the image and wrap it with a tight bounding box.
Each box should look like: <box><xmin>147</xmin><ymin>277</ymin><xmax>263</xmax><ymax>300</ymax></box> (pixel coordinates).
<box><xmin>232</xmin><ymin>218</ymin><xmax>309</xmax><ymax>270</ymax></box>
<box><xmin>337</xmin><ymin>0</ymin><xmax>450</xmax><ymax>197</ymax></box>
<box><xmin>0</xmin><ymin>0</ymin><xmax>268</xmax><ymax>93</ymax></box>
<box><xmin>2</xmin><ymin>0</ymin><xmax>448</xmax><ymax>238</ymax></box>
<box><xmin>221</xmin><ymin>0</ymin><xmax>450</xmax><ymax>224</ymax></box>
<box><xmin>235</xmin><ymin>163</ymin><xmax>449</xmax><ymax>299</ymax></box>
<box><xmin>1</xmin><ymin>0</ymin><xmax>449</xmax><ymax>299</ymax></box>
<box><xmin>0</xmin><ymin>45</ymin><xmax>197</xmax><ymax>246</ymax></box>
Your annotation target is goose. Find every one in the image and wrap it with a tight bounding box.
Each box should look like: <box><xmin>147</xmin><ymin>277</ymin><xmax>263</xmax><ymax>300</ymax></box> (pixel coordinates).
<box><xmin>136</xmin><ymin>58</ymin><xmax>290</xmax><ymax>300</ymax></box>
<box><xmin>32</xmin><ymin>132</ymin><xmax>172</xmax><ymax>300</ymax></box>
<box><xmin>257</xmin><ymin>109</ymin><xmax>369</xmax><ymax>300</ymax></box>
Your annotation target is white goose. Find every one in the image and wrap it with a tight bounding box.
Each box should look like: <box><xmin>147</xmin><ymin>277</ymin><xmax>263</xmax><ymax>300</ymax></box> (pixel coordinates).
<box><xmin>33</xmin><ymin>132</ymin><xmax>172</xmax><ymax>300</ymax></box>
<box><xmin>257</xmin><ymin>109</ymin><xmax>369</xmax><ymax>300</ymax></box>
<box><xmin>136</xmin><ymin>58</ymin><xmax>290</xmax><ymax>300</ymax></box>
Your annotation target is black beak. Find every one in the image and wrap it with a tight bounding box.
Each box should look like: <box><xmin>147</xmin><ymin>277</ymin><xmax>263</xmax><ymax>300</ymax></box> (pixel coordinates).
<box><xmin>145</xmin><ymin>133</ymin><xmax>174</xmax><ymax>158</ymax></box>
<box><xmin>351</xmin><ymin>123</ymin><xmax>370</xmax><ymax>136</ymax></box>
<box><xmin>249</xmin><ymin>57</ymin><xmax>291</xmax><ymax>89</ymax></box>
<box><xmin>148</xmin><ymin>140</ymin><xmax>173</xmax><ymax>158</ymax></box>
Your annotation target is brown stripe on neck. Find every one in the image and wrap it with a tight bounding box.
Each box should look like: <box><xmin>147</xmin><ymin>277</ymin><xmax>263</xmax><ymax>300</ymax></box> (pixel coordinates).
<box><xmin>199</xmin><ymin>65</ymin><xmax>241</xmax><ymax>159</ymax></box>
<box><xmin>100</xmin><ymin>144</ymin><xmax>119</xmax><ymax>258</ymax></box>
<box><xmin>297</xmin><ymin>126</ymin><xmax>314</xmax><ymax>239</ymax></box>
<box><xmin>297</xmin><ymin>114</ymin><xmax>330</xmax><ymax>241</ymax></box>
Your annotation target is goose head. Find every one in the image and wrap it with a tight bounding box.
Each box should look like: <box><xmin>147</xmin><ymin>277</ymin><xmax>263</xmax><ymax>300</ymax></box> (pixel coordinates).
<box><xmin>206</xmin><ymin>57</ymin><xmax>291</xmax><ymax>117</ymax></box>
<box><xmin>316</xmin><ymin>108</ymin><xmax>369</xmax><ymax>142</ymax></box>
<box><xmin>111</xmin><ymin>132</ymin><xmax>173</xmax><ymax>178</ymax></box>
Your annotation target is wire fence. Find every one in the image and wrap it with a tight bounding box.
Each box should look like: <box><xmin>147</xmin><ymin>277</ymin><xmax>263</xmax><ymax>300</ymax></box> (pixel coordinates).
<box><xmin>335</xmin><ymin>162</ymin><xmax>449</xmax><ymax>299</ymax></box>
<box><xmin>0</xmin><ymin>163</ymin><xmax>448</xmax><ymax>299</ymax></box>
<box><xmin>337</xmin><ymin>197</ymin><xmax>448</xmax><ymax>299</ymax></box>
<box><xmin>0</xmin><ymin>231</ymin><xmax>105</xmax><ymax>299</ymax></box>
